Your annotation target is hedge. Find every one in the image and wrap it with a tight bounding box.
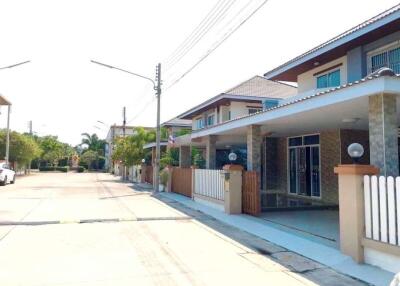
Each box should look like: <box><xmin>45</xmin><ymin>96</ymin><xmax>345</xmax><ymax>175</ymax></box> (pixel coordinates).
<box><xmin>39</xmin><ymin>166</ymin><xmax>69</xmax><ymax>172</ymax></box>
<box><xmin>77</xmin><ymin>166</ymin><xmax>85</xmax><ymax>173</ymax></box>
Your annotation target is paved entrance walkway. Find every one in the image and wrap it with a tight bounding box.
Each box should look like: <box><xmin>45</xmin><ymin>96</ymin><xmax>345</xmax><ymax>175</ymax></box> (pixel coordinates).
<box><xmin>260</xmin><ymin>210</ymin><xmax>339</xmax><ymax>248</ymax></box>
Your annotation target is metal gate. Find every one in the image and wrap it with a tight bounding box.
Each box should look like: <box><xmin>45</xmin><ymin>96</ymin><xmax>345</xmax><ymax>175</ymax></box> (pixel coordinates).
<box><xmin>242</xmin><ymin>171</ymin><xmax>260</xmax><ymax>216</ymax></box>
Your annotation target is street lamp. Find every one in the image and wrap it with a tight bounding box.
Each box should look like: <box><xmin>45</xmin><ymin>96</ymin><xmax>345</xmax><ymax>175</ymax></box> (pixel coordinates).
<box><xmin>91</xmin><ymin>60</ymin><xmax>162</xmax><ymax>193</ymax></box>
<box><xmin>0</xmin><ymin>60</ymin><xmax>31</xmax><ymax>164</ymax></box>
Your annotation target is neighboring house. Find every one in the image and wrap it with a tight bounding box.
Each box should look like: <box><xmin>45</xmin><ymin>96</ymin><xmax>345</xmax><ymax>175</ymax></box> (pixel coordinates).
<box><xmin>105</xmin><ymin>125</ymin><xmax>151</xmax><ymax>174</ymax></box>
<box><xmin>143</xmin><ymin>117</ymin><xmax>192</xmax><ymax>167</ymax></box>
<box><xmin>169</xmin><ymin>4</ymin><xmax>400</xmax><ymax>272</ymax></box>
<box><xmin>175</xmin><ymin>76</ymin><xmax>297</xmax><ymax>168</ymax></box>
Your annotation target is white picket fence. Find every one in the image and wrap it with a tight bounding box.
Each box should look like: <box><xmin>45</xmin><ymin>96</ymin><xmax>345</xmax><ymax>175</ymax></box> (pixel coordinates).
<box><xmin>364</xmin><ymin>175</ymin><xmax>400</xmax><ymax>245</ymax></box>
<box><xmin>194</xmin><ymin>169</ymin><xmax>225</xmax><ymax>201</ymax></box>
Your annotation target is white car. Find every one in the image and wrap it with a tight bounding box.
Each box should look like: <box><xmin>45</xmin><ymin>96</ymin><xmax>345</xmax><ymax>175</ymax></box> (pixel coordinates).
<box><xmin>0</xmin><ymin>163</ymin><xmax>15</xmax><ymax>185</ymax></box>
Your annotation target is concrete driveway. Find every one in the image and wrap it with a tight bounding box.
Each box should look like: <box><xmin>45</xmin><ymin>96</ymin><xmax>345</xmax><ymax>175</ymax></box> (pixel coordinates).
<box><xmin>0</xmin><ymin>172</ymin><xmax>366</xmax><ymax>285</ymax></box>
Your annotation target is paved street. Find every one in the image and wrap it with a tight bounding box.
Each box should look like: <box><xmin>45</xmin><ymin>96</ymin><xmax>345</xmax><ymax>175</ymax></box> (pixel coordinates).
<box><xmin>0</xmin><ymin>172</ymin><xmax>365</xmax><ymax>286</ymax></box>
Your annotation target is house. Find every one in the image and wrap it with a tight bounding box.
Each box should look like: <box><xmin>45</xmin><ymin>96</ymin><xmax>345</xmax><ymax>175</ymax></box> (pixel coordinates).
<box><xmin>175</xmin><ymin>75</ymin><xmax>297</xmax><ymax>169</ymax></box>
<box><xmin>142</xmin><ymin>117</ymin><xmax>192</xmax><ymax>167</ymax></box>
<box><xmin>168</xmin><ymin>4</ymin><xmax>400</xmax><ymax>273</ymax></box>
<box><xmin>105</xmin><ymin>125</ymin><xmax>152</xmax><ymax>175</ymax></box>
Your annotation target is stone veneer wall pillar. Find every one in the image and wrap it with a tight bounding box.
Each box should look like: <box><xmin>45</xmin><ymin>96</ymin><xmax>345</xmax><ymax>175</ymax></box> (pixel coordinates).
<box><xmin>205</xmin><ymin>135</ymin><xmax>216</xmax><ymax>169</ymax></box>
<box><xmin>369</xmin><ymin>93</ymin><xmax>399</xmax><ymax>176</ymax></box>
<box><xmin>247</xmin><ymin>125</ymin><xmax>262</xmax><ymax>173</ymax></box>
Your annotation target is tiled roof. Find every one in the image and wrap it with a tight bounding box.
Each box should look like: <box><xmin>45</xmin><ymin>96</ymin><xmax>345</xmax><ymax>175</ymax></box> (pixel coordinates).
<box><xmin>178</xmin><ymin>76</ymin><xmax>297</xmax><ymax>119</ymax></box>
<box><xmin>161</xmin><ymin>117</ymin><xmax>192</xmax><ymax>127</ymax></box>
<box><xmin>222</xmin><ymin>76</ymin><xmax>296</xmax><ymax>99</ymax></box>
<box><xmin>193</xmin><ymin>68</ymin><xmax>400</xmax><ymax>134</ymax></box>
<box><xmin>264</xmin><ymin>4</ymin><xmax>400</xmax><ymax>78</ymax></box>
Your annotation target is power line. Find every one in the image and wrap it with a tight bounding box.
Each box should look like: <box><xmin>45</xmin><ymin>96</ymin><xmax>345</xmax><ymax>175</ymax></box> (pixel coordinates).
<box><xmin>165</xmin><ymin>0</ymin><xmax>237</xmax><ymax>72</ymax></box>
<box><xmin>163</xmin><ymin>0</ymin><xmax>225</xmax><ymax>65</ymax></box>
<box><xmin>164</xmin><ymin>0</ymin><xmax>269</xmax><ymax>91</ymax></box>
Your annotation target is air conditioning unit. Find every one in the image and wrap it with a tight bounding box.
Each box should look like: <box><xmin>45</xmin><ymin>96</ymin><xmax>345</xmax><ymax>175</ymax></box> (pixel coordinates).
<box><xmin>262</xmin><ymin>99</ymin><xmax>280</xmax><ymax>110</ymax></box>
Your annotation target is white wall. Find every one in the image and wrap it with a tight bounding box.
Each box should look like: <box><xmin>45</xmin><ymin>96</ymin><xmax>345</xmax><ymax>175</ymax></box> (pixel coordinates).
<box><xmin>364</xmin><ymin>247</ymin><xmax>399</xmax><ymax>274</ymax></box>
<box><xmin>191</xmin><ymin>101</ymin><xmax>262</xmax><ymax>130</ymax></box>
<box><xmin>230</xmin><ymin>101</ymin><xmax>262</xmax><ymax>119</ymax></box>
<box><xmin>297</xmin><ymin>56</ymin><xmax>348</xmax><ymax>95</ymax></box>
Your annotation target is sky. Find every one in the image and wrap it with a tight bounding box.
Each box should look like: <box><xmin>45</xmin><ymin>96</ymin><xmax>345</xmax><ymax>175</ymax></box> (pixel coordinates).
<box><xmin>0</xmin><ymin>0</ymin><xmax>398</xmax><ymax>145</ymax></box>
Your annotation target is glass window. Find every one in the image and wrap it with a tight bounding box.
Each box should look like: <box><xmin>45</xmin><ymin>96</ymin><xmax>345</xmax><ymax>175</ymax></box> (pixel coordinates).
<box><xmin>316</xmin><ymin>69</ymin><xmax>340</xmax><ymax>88</ymax></box>
<box><xmin>196</xmin><ymin>118</ymin><xmax>204</xmax><ymax>129</ymax></box>
<box><xmin>304</xmin><ymin>135</ymin><xmax>319</xmax><ymax>145</ymax></box>
<box><xmin>370</xmin><ymin>45</ymin><xmax>400</xmax><ymax>74</ymax></box>
<box><xmin>248</xmin><ymin>108</ymin><xmax>262</xmax><ymax>115</ymax></box>
<box><xmin>207</xmin><ymin>114</ymin><xmax>214</xmax><ymax>126</ymax></box>
<box><xmin>389</xmin><ymin>47</ymin><xmax>400</xmax><ymax>74</ymax></box>
<box><xmin>289</xmin><ymin>137</ymin><xmax>302</xmax><ymax>147</ymax></box>
<box><xmin>228</xmin><ymin>111</ymin><xmax>231</xmax><ymax>120</ymax></box>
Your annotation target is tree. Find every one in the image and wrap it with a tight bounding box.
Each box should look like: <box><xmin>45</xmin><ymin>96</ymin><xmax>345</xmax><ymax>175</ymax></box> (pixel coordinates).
<box><xmin>80</xmin><ymin>150</ymin><xmax>98</xmax><ymax>170</ymax></box>
<box><xmin>37</xmin><ymin>136</ymin><xmax>65</xmax><ymax>166</ymax></box>
<box><xmin>160</xmin><ymin>148</ymin><xmax>179</xmax><ymax>169</ymax></box>
<box><xmin>80</xmin><ymin>133</ymin><xmax>106</xmax><ymax>156</ymax></box>
<box><xmin>112</xmin><ymin>127</ymin><xmax>151</xmax><ymax>167</ymax></box>
<box><xmin>0</xmin><ymin>130</ymin><xmax>42</xmax><ymax>167</ymax></box>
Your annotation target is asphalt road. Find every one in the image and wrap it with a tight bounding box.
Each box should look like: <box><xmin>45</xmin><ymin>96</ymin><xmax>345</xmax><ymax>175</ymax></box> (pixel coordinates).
<box><xmin>0</xmin><ymin>172</ymin><xmax>366</xmax><ymax>286</ymax></box>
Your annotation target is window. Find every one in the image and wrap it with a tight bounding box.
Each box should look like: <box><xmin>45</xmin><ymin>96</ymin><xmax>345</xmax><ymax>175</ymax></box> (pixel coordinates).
<box><xmin>207</xmin><ymin>114</ymin><xmax>215</xmax><ymax>126</ymax></box>
<box><xmin>369</xmin><ymin>45</ymin><xmax>400</xmax><ymax>74</ymax></box>
<box><xmin>196</xmin><ymin>118</ymin><xmax>204</xmax><ymax>129</ymax></box>
<box><xmin>316</xmin><ymin>69</ymin><xmax>340</xmax><ymax>89</ymax></box>
<box><xmin>248</xmin><ymin>108</ymin><xmax>262</xmax><ymax>115</ymax></box>
<box><xmin>228</xmin><ymin>111</ymin><xmax>231</xmax><ymax>120</ymax></box>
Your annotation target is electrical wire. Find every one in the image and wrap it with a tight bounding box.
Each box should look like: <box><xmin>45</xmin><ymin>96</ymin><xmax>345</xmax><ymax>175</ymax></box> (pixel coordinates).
<box><xmin>164</xmin><ymin>0</ymin><xmax>237</xmax><ymax>72</ymax></box>
<box><xmin>164</xmin><ymin>0</ymin><xmax>269</xmax><ymax>91</ymax></box>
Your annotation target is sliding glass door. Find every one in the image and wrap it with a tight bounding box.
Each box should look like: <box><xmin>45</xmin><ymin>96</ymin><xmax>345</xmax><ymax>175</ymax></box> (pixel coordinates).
<box><xmin>288</xmin><ymin>135</ymin><xmax>320</xmax><ymax>198</ymax></box>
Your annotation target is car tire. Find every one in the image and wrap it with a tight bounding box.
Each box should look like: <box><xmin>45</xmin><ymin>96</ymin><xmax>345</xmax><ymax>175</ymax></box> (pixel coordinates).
<box><xmin>10</xmin><ymin>175</ymin><xmax>15</xmax><ymax>184</ymax></box>
<box><xmin>0</xmin><ymin>176</ymin><xmax>7</xmax><ymax>186</ymax></box>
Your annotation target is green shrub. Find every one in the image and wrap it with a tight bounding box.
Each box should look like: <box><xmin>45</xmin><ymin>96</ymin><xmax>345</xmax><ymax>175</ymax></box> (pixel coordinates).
<box><xmin>39</xmin><ymin>166</ymin><xmax>56</xmax><ymax>171</ymax></box>
<box><xmin>77</xmin><ymin>166</ymin><xmax>85</xmax><ymax>173</ymax></box>
<box><xmin>160</xmin><ymin>168</ymin><xmax>170</xmax><ymax>186</ymax></box>
<box><xmin>56</xmin><ymin>166</ymin><xmax>69</xmax><ymax>172</ymax></box>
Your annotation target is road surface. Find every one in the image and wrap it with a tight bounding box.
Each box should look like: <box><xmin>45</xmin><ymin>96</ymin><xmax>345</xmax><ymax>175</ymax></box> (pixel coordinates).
<box><xmin>0</xmin><ymin>172</ymin><xmax>365</xmax><ymax>286</ymax></box>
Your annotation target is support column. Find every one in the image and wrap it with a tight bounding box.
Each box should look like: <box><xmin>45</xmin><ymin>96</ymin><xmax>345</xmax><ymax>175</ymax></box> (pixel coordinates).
<box><xmin>334</xmin><ymin>164</ymin><xmax>379</xmax><ymax>263</ymax></box>
<box><xmin>179</xmin><ymin>146</ymin><xmax>191</xmax><ymax>168</ymax></box>
<box><xmin>369</xmin><ymin>93</ymin><xmax>399</xmax><ymax>176</ymax></box>
<box><xmin>247</xmin><ymin>125</ymin><xmax>262</xmax><ymax>172</ymax></box>
<box><xmin>205</xmin><ymin>135</ymin><xmax>216</xmax><ymax>169</ymax></box>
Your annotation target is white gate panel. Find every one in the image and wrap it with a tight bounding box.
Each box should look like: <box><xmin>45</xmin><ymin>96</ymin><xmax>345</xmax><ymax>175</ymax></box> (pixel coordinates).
<box><xmin>387</xmin><ymin>176</ymin><xmax>396</xmax><ymax>245</ymax></box>
<box><xmin>364</xmin><ymin>175</ymin><xmax>372</xmax><ymax>239</ymax></box>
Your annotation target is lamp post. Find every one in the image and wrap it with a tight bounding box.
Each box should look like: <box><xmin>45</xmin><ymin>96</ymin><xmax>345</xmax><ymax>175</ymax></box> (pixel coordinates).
<box><xmin>0</xmin><ymin>60</ymin><xmax>30</xmax><ymax>164</ymax></box>
<box><xmin>91</xmin><ymin>60</ymin><xmax>162</xmax><ymax>193</ymax></box>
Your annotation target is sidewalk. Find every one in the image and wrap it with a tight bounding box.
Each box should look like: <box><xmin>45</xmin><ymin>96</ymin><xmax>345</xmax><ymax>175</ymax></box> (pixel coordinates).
<box><xmin>159</xmin><ymin>192</ymin><xmax>394</xmax><ymax>286</ymax></box>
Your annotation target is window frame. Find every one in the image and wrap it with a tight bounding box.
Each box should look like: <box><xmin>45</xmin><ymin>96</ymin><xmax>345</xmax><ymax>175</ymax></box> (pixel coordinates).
<box><xmin>207</xmin><ymin>114</ymin><xmax>215</xmax><ymax>126</ymax></box>
<box><xmin>367</xmin><ymin>41</ymin><xmax>400</xmax><ymax>74</ymax></box>
<box><xmin>315</xmin><ymin>69</ymin><xmax>340</xmax><ymax>89</ymax></box>
<box><xmin>195</xmin><ymin>118</ymin><xmax>204</xmax><ymax>129</ymax></box>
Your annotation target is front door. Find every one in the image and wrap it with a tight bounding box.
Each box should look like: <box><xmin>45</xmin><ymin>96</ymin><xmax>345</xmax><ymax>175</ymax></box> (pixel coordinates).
<box><xmin>288</xmin><ymin>135</ymin><xmax>320</xmax><ymax>198</ymax></box>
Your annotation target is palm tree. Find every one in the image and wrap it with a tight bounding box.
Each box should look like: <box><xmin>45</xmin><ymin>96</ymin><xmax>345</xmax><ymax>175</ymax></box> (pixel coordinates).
<box><xmin>80</xmin><ymin>133</ymin><xmax>106</xmax><ymax>156</ymax></box>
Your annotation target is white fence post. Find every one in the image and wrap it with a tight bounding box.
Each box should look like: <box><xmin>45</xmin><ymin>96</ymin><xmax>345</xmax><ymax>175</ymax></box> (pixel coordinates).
<box><xmin>194</xmin><ymin>169</ymin><xmax>225</xmax><ymax>201</ymax></box>
<box><xmin>365</xmin><ymin>175</ymin><xmax>400</xmax><ymax>246</ymax></box>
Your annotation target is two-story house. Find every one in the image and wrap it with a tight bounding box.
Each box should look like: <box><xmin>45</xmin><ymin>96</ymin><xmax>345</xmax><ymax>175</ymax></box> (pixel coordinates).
<box><xmin>175</xmin><ymin>4</ymin><xmax>400</xmax><ymax>207</ymax></box>
<box><xmin>174</xmin><ymin>76</ymin><xmax>297</xmax><ymax>168</ymax></box>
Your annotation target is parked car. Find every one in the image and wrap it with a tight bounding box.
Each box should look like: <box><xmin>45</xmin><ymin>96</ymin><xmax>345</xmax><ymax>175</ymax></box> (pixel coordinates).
<box><xmin>0</xmin><ymin>163</ymin><xmax>15</xmax><ymax>185</ymax></box>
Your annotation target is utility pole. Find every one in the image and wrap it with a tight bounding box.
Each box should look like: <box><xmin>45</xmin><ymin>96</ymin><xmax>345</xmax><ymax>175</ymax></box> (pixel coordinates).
<box><xmin>5</xmin><ymin>105</ymin><xmax>11</xmax><ymax>164</ymax></box>
<box><xmin>154</xmin><ymin>63</ymin><xmax>161</xmax><ymax>193</ymax></box>
<box><xmin>122</xmin><ymin>106</ymin><xmax>126</xmax><ymax>137</ymax></box>
<box><xmin>90</xmin><ymin>60</ymin><xmax>162</xmax><ymax>193</ymax></box>
<box><xmin>27</xmin><ymin>120</ymin><xmax>33</xmax><ymax>174</ymax></box>
<box><xmin>122</xmin><ymin>106</ymin><xmax>126</xmax><ymax>179</ymax></box>
<box><xmin>28</xmin><ymin>120</ymin><xmax>33</xmax><ymax>135</ymax></box>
